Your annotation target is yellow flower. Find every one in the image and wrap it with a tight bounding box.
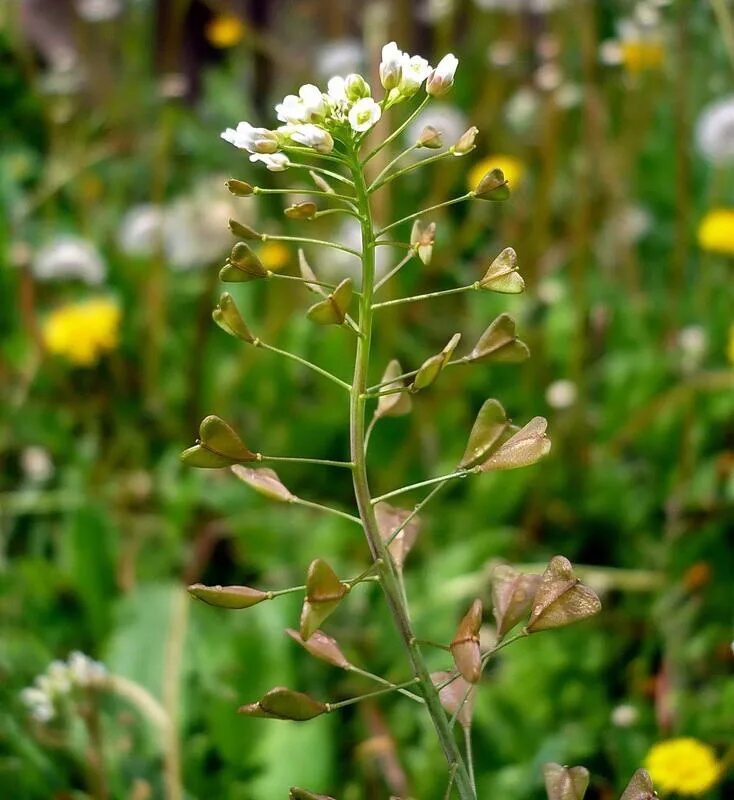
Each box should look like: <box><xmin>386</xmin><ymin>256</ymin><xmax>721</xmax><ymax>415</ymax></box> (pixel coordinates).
<box><xmin>43</xmin><ymin>298</ymin><xmax>121</xmax><ymax>367</ymax></box>
<box><xmin>728</xmin><ymin>324</ymin><xmax>734</xmax><ymax>366</ymax></box>
<box><xmin>620</xmin><ymin>40</ymin><xmax>666</xmax><ymax>73</ymax></box>
<box><xmin>260</xmin><ymin>241</ymin><xmax>290</xmax><ymax>272</ymax></box>
<box><xmin>468</xmin><ymin>154</ymin><xmax>524</xmax><ymax>194</ymax></box>
<box><xmin>698</xmin><ymin>208</ymin><xmax>734</xmax><ymax>255</ymax></box>
<box><xmin>644</xmin><ymin>738</ymin><xmax>721</xmax><ymax>796</ymax></box>
<box><xmin>205</xmin><ymin>15</ymin><xmax>245</xmax><ymax>49</ymax></box>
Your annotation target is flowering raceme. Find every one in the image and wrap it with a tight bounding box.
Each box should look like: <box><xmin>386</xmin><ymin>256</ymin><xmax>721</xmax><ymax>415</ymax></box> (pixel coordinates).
<box><xmin>43</xmin><ymin>298</ymin><xmax>121</xmax><ymax>366</ymax></box>
<box><xmin>220</xmin><ymin>42</ymin><xmax>458</xmax><ymax>168</ymax></box>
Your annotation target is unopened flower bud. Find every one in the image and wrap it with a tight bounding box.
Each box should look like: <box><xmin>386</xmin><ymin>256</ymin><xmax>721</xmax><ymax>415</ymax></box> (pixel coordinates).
<box><xmin>417</xmin><ymin>125</ymin><xmax>443</xmax><ymax>149</ymax></box>
<box><xmin>345</xmin><ymin>73</ymin><xmax>371</xmax><ymax>101</ymax></box>
<box><xmin>379</xmin><ymin>42</ymin><xmax>403</xmax><ymax>91</ymax></box>
<box><xmin>426</xmin><ymin>53</ymin><xmax>459</xmax><ymax>96</ymax></box>
<box><xmin>452</xmin><ymin>126</ymin><xmax>479</xmax><ymax>156</ymax></box>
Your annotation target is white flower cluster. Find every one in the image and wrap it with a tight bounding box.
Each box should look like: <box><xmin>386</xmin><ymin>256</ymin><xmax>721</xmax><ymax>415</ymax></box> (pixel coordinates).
<box><xmin>32</xmin><ymin>236</ymin><xmax>106</xmax><ymax>285</ymax></box>
<box><xmin>221</xmin><ymin>43</ymin><xmax>459</xmax><ymax>170</ymax></box>
<box><xmin>21</xmin><ymin>651</ymin><xmax>107</xmax><ymax>723</ymax></box>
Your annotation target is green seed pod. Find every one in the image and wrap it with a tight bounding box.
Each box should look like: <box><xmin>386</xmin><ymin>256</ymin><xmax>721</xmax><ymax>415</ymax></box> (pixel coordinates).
<box><xmin>238</xmin><ymin>687</ymin><xmax>327</xmax><ymax>721</ymax></box>
<box><xmin>219</xmin><ymin>242</ymin><xmax>268</xmax><ymax>283</ymax></box>
<box><xmin>479</xmin><ymin>416</ymin><xmax>551</xmax><ymax>472</ymax></box>
<box><xmin>452</xmin><ymin>126</ymin><xmax>479</xmax><ymax>156</ymax></box>
<box><xmin>543</xmin><ymin>763</ymin><xmax>590</xmax><ymax>800</ymax></box>
<box><xmin>231</xmin><ymin>465</ymin><xmax>296</xmax><ymax>502</ymax></box>
<box><xmin>306</xmin><ymin>278</ymin><xmax>353</xmax><ymax>325</ymax></box>
<box><xmin>285</xmin><ymin>628</ymin><xmax>350</xmax><ymax>669</ymax></box>
<box><xmin>188</xmin><ymin>583</ymin><xmax>269</xmax><ymax>609</ymax></box>
<box><xmin>459</xmin><ymin>399</ymin><xmax>516</xmax><ymax>469</ymax></box>
<box><xmin>472</xmin><ymin>168</ymin><xmax>510</xmax><ymax>200</ymax></box>
<box><xmin>225</xmin><ymin>179</ymin><xmax>254</xmax><ymax>197</ymax></box>
<box><xmin>289</xmin><ymin>788</ymin><xmax>337</xmax><ymax>800</ymax></box>
<box><xmin>180</xmin><ymin>415</ymin><xmax>258</xmax><ymax>468</ymax></box>
<box><xmin>527</xmin><ymin>556</ymin><xmax>601</xmax><ymax>633</ymax></box>
<box><xmin>416</xmin><ymin>125</ymin><xmax>443</xmax><ymax>149</ymax></box>
<box><xmin>450</xmin><ymin>599</ymin><xmax>483</xmax><ymax>683</ymax></box>
<box><xmin>479</xmin><ymin>248</ymin><xmax>525</xmax><ymax>294</ymax></box>
<box><xmin>411</xmin><ymin>333</ymin><xmax>461</xmax><ymax>392</ymax></box>
<box><xmin>228</xmin><ymin>218</ymin><xmax>261</xmax><ymax>240</ymax></box>
<box><xmin>212</xmin><ymin>293</ymin><xmax>255</xmax><ymax>343</ymax></box>
<box><xmin>374</xmin><ymin>360</ymin><xmax>412</xmax><ymax>421</ymax></box>
<box><xmin>284</xmin><ymin>202</ymin><xmax>318</xmax><ymax>220</ymax></box>
<box><xmin>463</xmin><ymin>314</ymin><xmax>530</xmax><ymax>364</ymax></box>
<box><xmin>300</xmin><ymin>559</ymin><xmax>347</xmax><ymax>640</ymax></box>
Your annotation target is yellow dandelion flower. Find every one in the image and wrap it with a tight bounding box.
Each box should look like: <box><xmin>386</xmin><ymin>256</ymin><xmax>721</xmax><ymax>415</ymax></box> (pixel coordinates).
<box><xmin>698</xmin><ymin>208</ymin><xmax>734</xmax><ymax>256</ymax></box>
<box><xmin>620</xmin><ymin>40</ymin><xmax>666</xmax><ymax>73</ymax></box>
<box><xmin>43</xmin><ymin>297</ymin><xmax>121</xmax><ymax>367</ymax></box>
<box><xmin>728</xmin><ymin>324</ymin><xmax>734</xmax><ymax>366</ymax></box>
<box><xmin>260</xmin><ymin>241</ymin><xmax>290</xmax><ymax>272</ymax></box>
<box><xmin>644</xmin><ymin>738</ymin><xmax>721</xmax><ymax>796</ymax></box>
<box><xmin>468</xmin><ymin>154</ymin><xmax>524</xmax><ymax>194</ymax></box>
<box><xmin>205</xmin><ymin>14</ymin><xmax>246</xmax><ymax>49</ymax></box>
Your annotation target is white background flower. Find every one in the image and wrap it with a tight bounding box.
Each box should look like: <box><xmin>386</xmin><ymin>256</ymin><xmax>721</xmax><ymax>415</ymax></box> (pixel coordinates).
<box><xmin>249</xmin><ymin>152</ymin><xmax>291</xmax><ymax>171</ymax></box>
<box><xmin>695</xmin><ymin>95</ymin><xmax>734</xmax><ymax>164</ymax></box>
<box><xmin>32</xmin><ymin>237</ymin><xmax>106</xmax><ymax>284</ymax></box>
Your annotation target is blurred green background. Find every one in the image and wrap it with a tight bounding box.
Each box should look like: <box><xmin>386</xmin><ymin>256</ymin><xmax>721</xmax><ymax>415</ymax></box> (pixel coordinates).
<box><xmin>1</xmin><ymin>1</ymin><xmax>733</xmax><ymax>798</ymax></box>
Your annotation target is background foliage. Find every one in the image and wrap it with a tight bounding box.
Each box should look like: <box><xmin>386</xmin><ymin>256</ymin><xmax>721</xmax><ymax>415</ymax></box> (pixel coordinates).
<box><xmin>1</xmin><ymin>1</ymin><xmax>733</xmax><ymax>798</ymax></box>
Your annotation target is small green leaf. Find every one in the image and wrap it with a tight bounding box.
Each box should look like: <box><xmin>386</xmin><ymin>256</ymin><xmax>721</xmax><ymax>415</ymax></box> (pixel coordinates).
<box><xmin>306</xmin><ymin>278</ymin><xmax>353</xmax><ymax>325</ymax></box>
<box><xmin>479</xmin><ymin>247</ymin><xmax>525</xmax><ymax>294</ymax></box>
<box><xmin>188</xmin><ymin>583</ymin><xmax>269</xmax><ymax>609</ymax></box>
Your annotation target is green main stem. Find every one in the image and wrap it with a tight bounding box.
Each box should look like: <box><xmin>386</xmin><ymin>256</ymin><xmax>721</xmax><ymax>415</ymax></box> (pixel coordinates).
<box><xmin>348</xmin><ymin>148</ymin><xmax>475</xmax><ymax>800</ymax></box>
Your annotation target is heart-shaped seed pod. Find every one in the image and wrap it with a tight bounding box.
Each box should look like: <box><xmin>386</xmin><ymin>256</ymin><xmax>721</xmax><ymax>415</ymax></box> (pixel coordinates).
<box><xmin>479</xmin><ymin>247</ymin><xmax>525</xmax><ymax>294</ymax></box>
<box><xmin>543</xmin><ymin>763</ymin><xmax>590</xmax><ymax>800</ymax></box>
<box><xmin>180</xmin><ymin>415</ymin><xmax>258</xmax><ymax>468</ymax></box>
<box><xmin>299</xmin><ymin>559</ymin><xmax>347</xmax><ymax>640</ymax></box>
<box><xmin>527</xmin><ymin>556</ymin><xmax>602</xmax><ymax>633</ymax></box>
<box><xmin>479</xmin><ymin>416</ymin><xmax>551</xmax><ymax>472</ymax></box>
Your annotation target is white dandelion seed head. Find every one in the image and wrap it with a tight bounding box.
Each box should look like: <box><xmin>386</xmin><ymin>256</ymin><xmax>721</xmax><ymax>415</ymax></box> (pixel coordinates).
<box><xmin>32</xmin><ymin>237</ymin><xmax>106</xmax><ymax>285</ymax></box>
<box><xmin>695</xmin><ymin>95</ymin><xmax>734</xmax><ymax>165</ymax></box>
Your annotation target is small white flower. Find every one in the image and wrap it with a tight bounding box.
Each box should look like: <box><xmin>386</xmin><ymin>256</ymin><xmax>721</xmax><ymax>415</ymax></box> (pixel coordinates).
<box><xmin>32</xmin><ymin>237</ymin><xmax>106</xmax><ymax>285</ymax></box>
<box><xmin>348</xmin><ymin>97</ymin><xmax>382</xmax><ymax>133</ymax></box>
<box><xmin>399</xmin><ymin>54</ymin><xmax>432</xmax><ymax>97</ymax></box>
<box><xmin>695</xmin><ymin>95</ymin><xmax>734</xmax><ymax>165</ymax></box>
<box><xmin>611</xmin><ymin>704</ymin><xmax>638</xmax><ymax>728</ymax></box>
<box><xmin>426</xmin><ymin>53</ymin><xmax>458</xmax><ymax>96</ymax></box>
<box><xmin>275</xmin><ymin>84</ymin><xmax>327</xmax><ymax>124</ymax></box>
<box><xmin>379</xmin><ymin>42</ymin><xmax>404</xmax><ymax>91</ymax></box>
<box><xmin>20</xmin><ymin>446</ymin><xmax>54</xmax><ymax>484</ymax></box>
<box><xmin>275</xmin><ymin>93</ymin><xmax>306</xmax><ymax>124</ymax></box>
<box><xmin>288</xmin><ymin>123</ymin><xmax>334</xmax><ymax>154</ymax></box>
<box><xmin>68</xmin><ymin>651</ymin><xmax>106</xmax><ymax>686</ymax></box>
<box><xmin>316</xmin><ymin>38</ymin><xmax>364</xmax><ymax>79</ymax></box>
<box><xmin>220</xmin><ymin>121</ymin><xmax>279</xmax><ymax>154</ymax></box>
<box><xmin>327</xmin><ymin>76</ymin><xmax>348</xmax><ymax>104</ymax></box>
<box><xmin>249</xmin><ymin>152</ymin><xmax>291</xmax><ymax>171</ymax></box>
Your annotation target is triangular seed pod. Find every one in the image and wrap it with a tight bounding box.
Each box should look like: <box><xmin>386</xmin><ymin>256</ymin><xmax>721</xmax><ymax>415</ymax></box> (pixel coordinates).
<box><xmin>298</xmin><ymin>249</ymin><xmax>327</xmax><ymax>296</ymax></box>
<box><xmin>306</xmin><ymin>278</ymin><xmax>353</xmax><ymax>325</ymax></box>
<box><xmin>219</xmin><ymin>242</ymin><xmax>268</xmax><ymax>283</ymax></box>
<box><xmin>416</xmin><ymin>125</ymin><xmax>443</xmax><ymax>148</ymax></box>
<box><xmin>181</xmin><ymin>415</ymin><xmax>258</xmax><ymax>468</ymax></box>
<box><xmin>479</xmin><ymin>416</ymin><xmax>551</xmax><ymax>472</ymax></box>
<box><xmin>543</xmin><ymin>763</ymin><xmax>591</xmax><ymax>800</ymax></box>
<box><xmin>473</xmin><ymin>168</ymin><xmax>510</xmax><ymax>200</ymax></box>
<box><xmin>285</xmin><ymin>628</ymin><xmax>350</xmax><ymax>669</ymax></box>
<box><xmin>411</xmin><ymin>333</ymin><xmax>461</xmax><ymax>392</ymax></box>
<box><xmin>300</xmin><ymin>559</ymin><xmax>347</xmax><ymax>640</ymax></box>
<box><xmin>230</xmin><ymin>465</ymin><xmax>297</xmax><ymax>503</ymax></box>
<box><xmin>450</xmin><ymin>599</ymin><xmax>483</xmax><ymax>683</ymax></box>
<box><xmin>451</xmin><ymin>126</ymin><xmax>479</xmax><ymax>156</ymax></box>
<box><xmin>285</xmin><ymin>202</ymin><xmax>318</xmax><ymax>220</ymax></box>
<box><xmin>228</xmin><ymin>218</ymin><xmax>261</xmax><ymax>240</ymax></box>
<box><xmin>463</xmin><ymin>314</ymin><xmax>530</xmax><ymax>364</ymax></box>
<box><xmin>188</xmin><ymin>583</ymin><xmax>269</xmax><ymax>609</ymax></box>
<box><xmin>238</xmin><ymin>687</ymin><xmax>327</xmax><ymax>720</ymax></box>
<box><xmin>619</xmin><ymin>769</ymin><xmax>657</xmax><ymax>800</ymax></box>
<box><xmin>410</xmin><ymin>220</ymin><xmax>436</xmax><ymax>265</ymax></box>
<box><xmin>527</xmin><ymin>556</ymin><xmax>602</xmax><ymax>633</ymax></box>
<box><xmin>374</xmin><ymin>360</ymin><xmax>412</xmax><ymax>420</ymax></box>
<box><xmin>225</xmin><ymin>179</ymin><xmax>254</xmax><ymax>197</ymax></box>
<box><xmin>374</xmin><ymin>502</ymin><xmax>421</xmax><ymax>569</ymax></box>
<box><xmin>490</xmin><ymin>564</ymin><xmax>541</xmax><ymax>637</ymax></box>
<box><xmin>212</xmin><ymin>293</ymin><xmax>255</xmax><ymax>343</ymax></box>
<box><xmin>289</xmin><ymin>788</ymin><xmax>337</xmax><ymax>800</ymax></box>
<box><xmin>459</xmin><ymin>399</ymin><xmax>514</xmax><ymax>468</ymax></box>
<box><xmin>431</xmin><ymin>671</ymin><xmax>476</xmax><ymax>729</ymax></box>
<box><xmin>479</xmin><ymin>248</ymin><xmax>525</xmax><ymax>294</ymax></box>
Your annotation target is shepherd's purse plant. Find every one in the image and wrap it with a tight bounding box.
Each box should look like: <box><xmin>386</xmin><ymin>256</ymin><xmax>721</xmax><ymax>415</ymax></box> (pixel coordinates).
<box><xmin>180</xmin><ymin>41</ymin><xmax>646</xmax><ymax>800</ymax></box>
